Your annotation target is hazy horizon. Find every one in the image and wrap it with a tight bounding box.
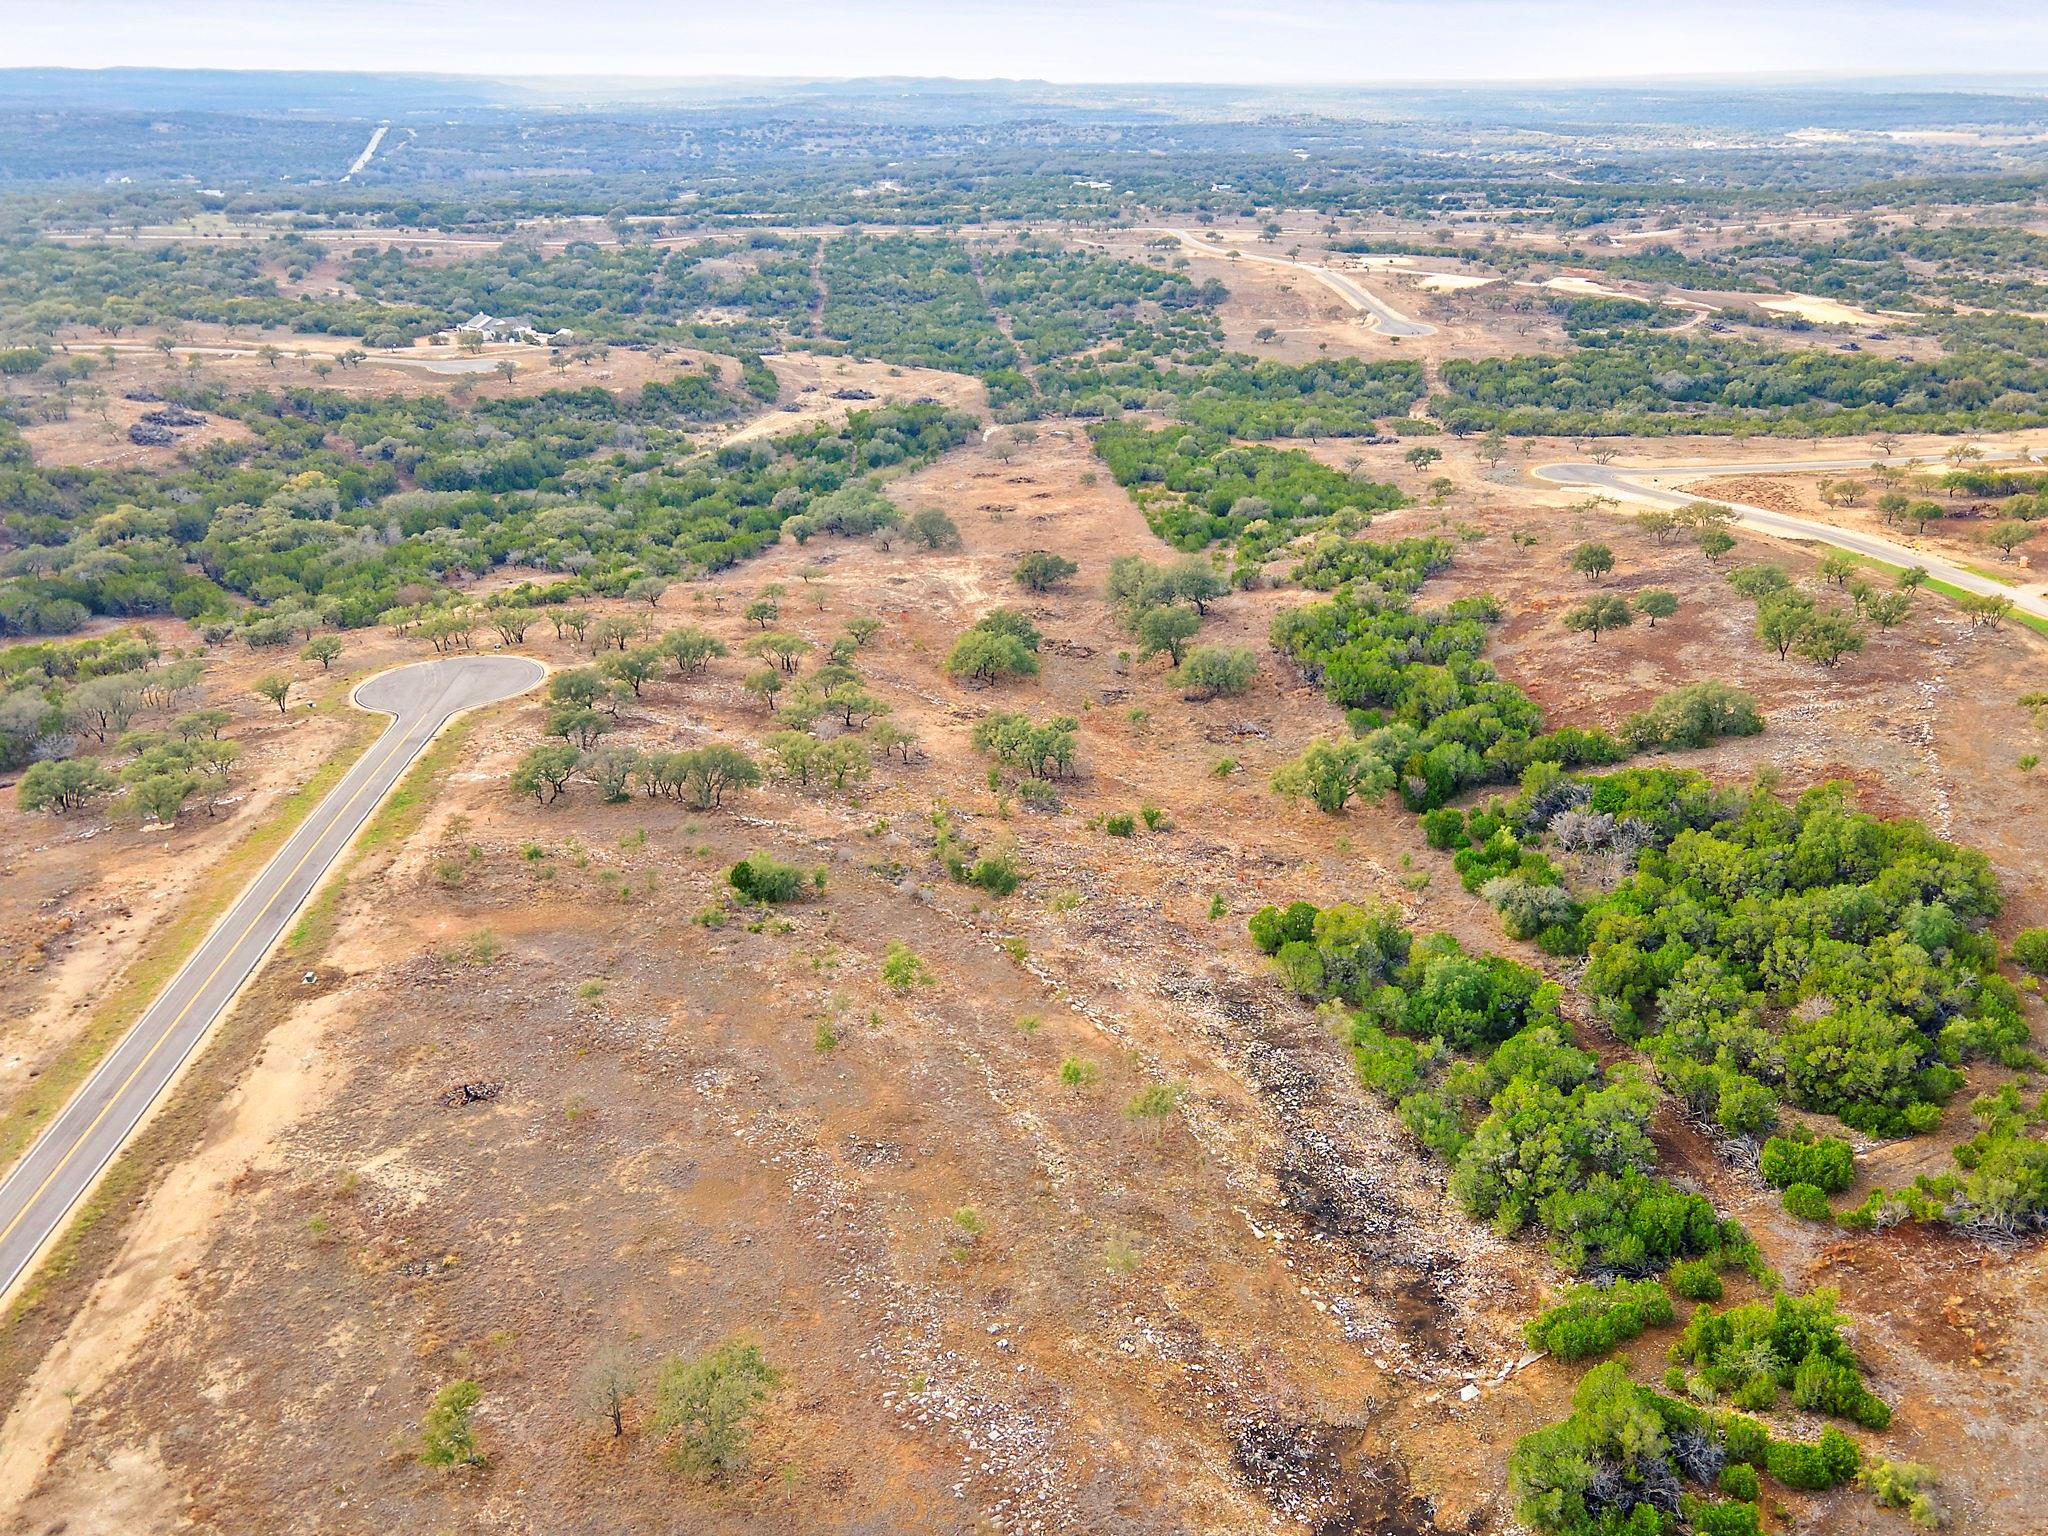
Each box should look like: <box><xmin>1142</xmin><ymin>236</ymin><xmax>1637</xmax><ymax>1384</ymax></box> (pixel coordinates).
<box><xmin>12</xmin><ymin>1</ymin><xmax>2048</xmax><ymax>89</ymax></box>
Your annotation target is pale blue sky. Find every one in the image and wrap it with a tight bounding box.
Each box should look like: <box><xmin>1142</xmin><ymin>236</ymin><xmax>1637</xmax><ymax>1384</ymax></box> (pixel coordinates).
<box><xmin>8</xmin><ymin>0</ymin><xmax>2048</xmax><ymax>85</ymax></box>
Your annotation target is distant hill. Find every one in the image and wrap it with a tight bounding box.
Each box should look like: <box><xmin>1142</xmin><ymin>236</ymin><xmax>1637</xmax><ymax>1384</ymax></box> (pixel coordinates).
<box><xmin>0</xmin><ymin>68</ymin><xmax>512</xmax><ymax>117</ymax></box>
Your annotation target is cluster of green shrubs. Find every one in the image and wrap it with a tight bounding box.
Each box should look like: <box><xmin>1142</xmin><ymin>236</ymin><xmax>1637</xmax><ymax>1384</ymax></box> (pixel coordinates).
<box><xmin>1576</xmin><ymin>775</ymin><xmax>2020</xmax><ymax>1139</ymax></box>
<box><xmin>1428</xmin><ymin>761</ymin><xmax>2026</xmax><ymax>1142</ymax></box>
<box><xmin>1088</xmin><ymin>421</ymin><xmax>1406</xmax><ymax>564</ymax></box>
<box><xmin>1524</xmin><ymin>1279</ymin><xmax>1674</xmax><ymax>1361</ymax></box>
<box><xmin>930</xmin><ymin>808</ymin><xmax>1022</xmax><ymax>895</ymax></box>
<box><xmin>1434</xmin><ymin>329</ymin><xmax>2048</xmax><ymax>439</ymax></box>
<box><xmin>1269</xmin><ymin>571</ymin><xmax>1634</xmax><ymax>813</ymax></box>
<box><xmin>1621</xmin><ymin>681</ymin><xmax>1764</xmax><ymax>753</ymax></box>
<box><xmin>1509</xmin><ymin>1360</ymin><xmax>1860</xmax><ymax>1536</ymax></box>
<box><xmin>1758</xmin><ymin>1129</ymin><xmax>1856</xmax><ymax>1219</ymax></box>
<box><xmin>1251</xmin><ymin>900</ymin><xmax>1751</xmax><ymax>1276</ymax></box>
<box><xmin>1667</xmin><ymin>1290</ymin><xmax>1892</xmax><ymax>1429</ymax></box>
<box><xmin>1038</xmin><ymin>353</ymin><xmax>1420</xmax><ymax>438</ymax></box>
<box><xmin>727</xmin><ymin>852</ymin><xmax>825</xmax><ymax>904</ymax></box>
<box><xmin>1262</xmin><ymin>518</ymin><xmax>2044</xmax><ymax>1226</ymax></box>
<box><xmin>969</xmin><ymin>708</ymin><xmax>1077</xmax><ymax>802</ymax></box>
<box><xmin>1758</xmin><ymin>1130</ymin><xmax>1856</xmax><ymax>1193</ymax></box>
<box><xmin>1837</xmin><ymin>1083</ymin><xmax>2048</xmax><ymax>1236</ymax></box>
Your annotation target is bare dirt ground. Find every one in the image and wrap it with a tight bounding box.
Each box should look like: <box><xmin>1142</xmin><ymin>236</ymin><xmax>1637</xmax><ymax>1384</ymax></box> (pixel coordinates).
<box><xmin>5</xmin><ymin>413</ymin><xmax>2045</xmax><ymax>1533</ymax></box>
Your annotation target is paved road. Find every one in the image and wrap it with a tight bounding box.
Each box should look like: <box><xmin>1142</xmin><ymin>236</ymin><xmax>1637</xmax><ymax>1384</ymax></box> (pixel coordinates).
<box><xmin>342</xmin><ymin>123</ymin><xmax>388</xmax><ymax>182</ymax></box>
<box><xmin>1160</xmin><ymin>229</ymin><xmax>1437</xmax><ymax>338</ymax></box>
<box><xmin>0</xmin><ymin>656</ymin><xmax>542</xmax><ymax>1301</ymax></box>
<box><xmin>1535</xmin><ymin>457</ymin><xmax>2048</xmax><ymax>623</ymax></box>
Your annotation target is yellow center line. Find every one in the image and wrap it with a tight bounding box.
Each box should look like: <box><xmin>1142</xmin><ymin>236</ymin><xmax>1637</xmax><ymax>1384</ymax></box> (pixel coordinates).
<box><xmin>0</xmin><ymin>711</ymin><xmax>423</xmax><ymax>1253</ymax></box>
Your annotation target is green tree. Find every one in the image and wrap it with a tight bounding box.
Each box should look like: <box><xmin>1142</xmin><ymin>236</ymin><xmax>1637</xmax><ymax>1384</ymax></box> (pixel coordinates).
<box><xmin>651</xmin><ymin>1341</ymin><xmax>781</xmax><ymax>1481</ymax></box>
<box><xmin>659</xmin><ymin>626</ymin><xmax>727</xmax><ymax>675</ymax></box>
<box><xmin>1985</xmin><ymin>519</ymin><xmax>2036</xmax><ymax>561</ymax></box>
<box><xmin>1133</xmin><ymin>603</ymin><xmax>1201</xmax><ymax>666</ymax></box>
<box><xmin>301</xmin><ymin>635</ymin><xmax>345</xmax><ymax>670</ymax></box>
<box><xmin>489</xmin><ymin>606</ymin><xmax>537</xmax><ymax>645</ymax></box>
<box><xmin>17</xmin><ymin>757</ymin><xmax>117</xmax><ymax>814</ymax></box>
<box><xmin>945</xmin><ymin>629</ymin><xmax>1039</xmax><ymax>687</ymax></box>
<box><xmin>1562</xmin><ymin>594</ymin><xmax>1634</xmax><ymax>641</ymax></box>
<box><xmin>586</xmin><ymin>744</ymin><xmax>640</xmax><ymax>803</ymax></box>
<box><xmin>603</xmin><ymin>647</ymin><xmax>661</xmax><ymax>697</ymax></box>
<box><xmin>1633</xmin><ymin>590</ymin><xmax>1678</xmax><ymax>627</ymax></box>
<box><xmin>1271</xmin><ymin>737</ymin><xmax>1394</xmax><ymax>814</ymax></box>
<box><xmin>1959</xmin><ymin>592</ymin><xmax>2016</xmax><ymax>629</ymax></box>
<box><xmin>905</xmin><ymin>506</ymin><xmax>961</xmax><ymax>550</ymax></box>
<box><xmin>1635</xmin><ymin>509</ymin><xmax>1676</xmax><ymax>543</ymax></box>
<box><xmin>750</xmin><ymin>632</ymin><xmax>812</xmax><ymax>674</ymax></box>
<box><xmin>1176</xmin><ymin>646</ymin><xmax>1258</xmax><ymax>700</ymax></box>
<box><xmin>548</xmin><ymin>704</ymin><xmax>611</xmax><ymax>749</ymax></box>
<box><xmin>1793</xmin><ymin>610</ymin><xmax>1866</xmax><ymax>668</ymax></box>
<box><xmin>129</xmin><ymin>771</ymin><xmax>196</xmax><ymax>825</ymax></box>
<box><xmin>419</xmin><ymin>1379</ymin><xmax>485</xmax><ymax>1468</ymax></box>
<box><xmin>1817</xmin><ymin>550</ymin><xmax>1858</xmax><ymax>587</ymax></box>
<box><xmin>63</xmin><ymin>676</ymin><xmax>141</xmax><ymax>742</ymax></box>
<box><xmin>677</xmin><ymin>744</ymin><xmax>761</xmax><ymax>808</ymax></box>
<box><xmin>766</xmin><ymin>730</ymin><xmax>820</xmax><ymax>785</ymax></box>
<box><xmin>253</xmin><ymin>675</ymin><xmax>292</xmax><ymax>715</ymax></box>
<box><xmin>590</xmin><ymin>614</ymin><xmax>641</xmax><ymax>652</ymax></box>
<box><xmin>512</xmin><ymin>743</ymin><xmax>581</xmax><ymax>804</ymax></box>
<box><xmin>1756</xmin><ymin>595</ymin><xmax>1814</xmax><ymax>659</ymax></box>
<box><xmin>1013</xmin><ymin>551</ymin><xmax>1079</xmax><ymax>592</ymax></box>
<box><xmin>1697</xmin><ymin>527</ymin><xmax>1737</xmax><ymax>562</ymax></box>
<box><xmin>1567</xmin><ymin>542</ymin><xmax>1615</xmax><ymax>582</ymax></box>
<box><xmin>1162</xmin><ymin>557</ymin><xmax>1228</xmax><ymax>615</ymax></box>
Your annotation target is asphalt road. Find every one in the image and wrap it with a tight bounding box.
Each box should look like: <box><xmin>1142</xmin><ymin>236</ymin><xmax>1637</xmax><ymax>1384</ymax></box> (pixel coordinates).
<box><xmin>1160</xmin><ymin>229</ymin><xmax>1437</xmax><ymax>338</ymax></box>
<box><xmin>1535</xmin><ymin>458</ymin><xmax>2048</xmax><ymax>623</ymax></box>
<box><xmin>0</xmin><ymin>655</ymin><xmax>542</xmax><ymax>1301</ymax></box>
